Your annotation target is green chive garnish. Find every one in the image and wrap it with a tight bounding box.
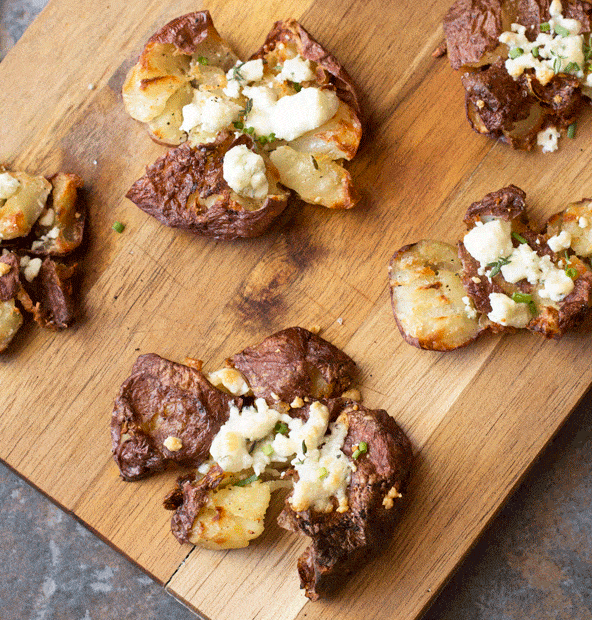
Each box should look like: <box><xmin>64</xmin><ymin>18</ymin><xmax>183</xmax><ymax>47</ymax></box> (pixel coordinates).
<box><xmin>540</xmin><ymin>22</ymin><xmax>551</xmax><ymax>32</ymax></box>
<box><xmin>235</xmin><ymin>474</ymin><xmax>259</xmax><ymax>487</ymax></box>
<box><xmin>318</xmin><ymin>467</ymin><xmax>328</xmax><ymax>479</ymax></box>
<box><xmin>554</xmin><ymin>24</ymin><xmax>570</xmax><ymax>37</ymax></box>
<box><xmin>233</xmin><ymin>120</ymin><xmax>244</xmax><ymax>130</ymax></box>
<box><xmin>352</xmin><ymin>441</ymin><xmax>368</xmax><ymax>460</ymax></box>
<box><xmin>508</xmin><ymin>47</ymin><xmax>524</xmax><ymax>59</ymax></box>
<box><xmin>532</xmin><ymin>46</ymin><xmax>540</xmax><ymax>58</ymax></box>
<box><xmin>512</xmin><ymin>232</ymin><xmax>527</xmax><ymax>244</ymax></box>
<box><xmin>565</xmin><ymin>61</ymin><xmax>580</xmax><ymax>73</ymax></box>
<box><xmin>197</xmin><ymin>56</ymin><xmax>209</xmax><ymax>65</ymax></box>
<box><xmin>566</xmin><ymin>267</ymin><xmax>578</xmax><ymax>279</ymax></box>
<box><xmin>486</xmin><ymin>257</ymin><xmax>511</xmax><ymax>277</ymax></box>
<box><xmin>553</xmin><ymin>57</ymin><xmax>563</xmax><ymax>74</ymax></box>
<box><xmin>511</xmin><ymin>292</ymin><xmax>533</xmax><ymax>304</ymax></box>
<box><xmin>112</xmin><ymin>221</ymin><xmax>125</xmax><ymax>233</ymax></box>
<box><xmin>262</xmin><ymin>445</ymin><xmax>274</xmax><ymax>456</ymax></box>
<box><xmin>245</xmin><ymin>126</ymin><xmax>255</xmax><ymax>135</ymax></box>
<box><xmin>567</xmin><ymin>123</ymin><xmax>577</xmax><ymax>139</ymax></box>
<box><xmin>274</xmin><ymin>421</ymin><xmax>289</xmax><ymax>435</ymax></box>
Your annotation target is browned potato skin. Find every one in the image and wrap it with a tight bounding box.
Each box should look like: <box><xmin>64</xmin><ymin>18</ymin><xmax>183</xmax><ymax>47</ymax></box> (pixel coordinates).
<box><xmin>111</xmin><ymin>354</ymin><xmax>243</xmax><ymax>482</ymax></box>
<box><xmin>459</xmin><ymin>185</ymin><xmax>592</xmax><ymax>337</ymax></box>
<box><xmin>230</xmin><ymin>326</ymin><xmax>357</xmax><ymax>403</ymax></box>
<box><xmin>0</xmin><ymin>253</ymin><xmax>21</xmax><ymax>302</ymax></box>
<box><xmin>126</xmin><ymin>134</ymin><xmax>289</xmax><ymax>240</ymax></box>
<box><xmin>278</xmin><ymin>399</ymin><xmax>413</xmax><ymax>601</ymax></box>
<box><xmin>443</xmin><ymin>0</ymin><xmax>592</xmax><ymax>149</ymax></box>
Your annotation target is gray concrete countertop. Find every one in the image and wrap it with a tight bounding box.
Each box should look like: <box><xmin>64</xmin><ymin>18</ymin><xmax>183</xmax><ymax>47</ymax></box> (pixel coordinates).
<box><xmin>2</xmin><ymin>2</ymin><xmax>592</xmax><ymax>619</ymax></box>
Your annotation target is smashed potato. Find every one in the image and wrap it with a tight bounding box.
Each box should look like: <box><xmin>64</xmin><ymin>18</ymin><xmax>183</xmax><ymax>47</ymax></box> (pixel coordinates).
<box><xmin>390</xmin><ymin>186</ymin><xmax>592</xmax><ymax>349</ymax></box>
<box><xmin>123</xmin><ymin>11</ymin><xmax>362</xmax><ymax>239</ymax></box>
<box><xmin>113</xmin><ymin>328</ymin><xmax>412</xmax><ymax>600</ymax></box>
<box><xmin>443</xmin><ymin>0</ymin><xmax>592</xmax><ymax>150</ymax></box>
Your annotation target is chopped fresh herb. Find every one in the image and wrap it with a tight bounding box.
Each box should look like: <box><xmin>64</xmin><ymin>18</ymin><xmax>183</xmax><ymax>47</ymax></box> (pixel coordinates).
<box><xmin>233</xmin><ymin>62</ymin><xmax>246</xmax><ymax>82</ymax></box>
<box><xmin>540</xmin><ymin>22</ymin><xmax>551</xmax><ymax>32</ymax></box>
<box><xmin>244</xmin><ymin>98</ymin><xmax>253</xmax><ymax>116</ymax></box>
<box><xmin>554</xmin><ymin>24</ymin><xmax>570</xmax><ymax>37</ymax></box>
<box><xmin>565</xmin><ymin>61</ymin><xmax>580</xmax><ymax>73</ymax></box>
<box><xmin>311</xmin><ymin>156</ymin><xmax>319</xmax><ymax>170</ymax></box>
<box><xmin>245</xmin><ymin>126</ymin><xmax>255</xmax><ymax>135</ymax></box>
<box><xmin>532</xmin><ymin>46</ymin><xmax>540</xmax><ymax>58</ymax></box>
<box><xmin>302</xmin><ymin>440</ymin><xmax>307</xmax><ymax>454</ymax></box>
<box><xmin>262</xmin><ymin>444</ymin><xmax>274</xmax><ymax>456</ymax></box>
<box><xmin>112</xmin><ymin>221</ymin><xmax>125</xmax><ymax>233</ymax></box>
<box><xmin>197</xmin><ymin>56</ymin><xmax>209</xmax><ymax>65</ymax></box>
<box><xmin>486</xmin><ymin>256</ymin><xmax>511</xmax><ymax>277</ymax></box>
<box><xmin>567</xmin><ymin>123</ymin><xmax>577</xmax><ymax>139</ymax></box>
<box><xmin>274</xmin><ymin>421</ymin><xmax>289</xmax><ymax>435</ymax></box>
<box><xmin>512</xmin><ymin>232</ymin><xmax>527</xmax><ymax>244</ymax></box>
<box><xmin>318</xmin><ymin>467</ymin><xmax>329</xmax><ymax>479</ymax></box>
<box><xmin>553</xmin><ymin>56</ymin><xmax>563</xmax><ymax>74</ymax></box>
<box><xmin>235</xmin><ymin>474</ymin><xmax>259</xmax><ymax>487</ymax></box>
<box><xmin>584</xmin><ymin>38</ymin><xmax>592</xmax><ymax>62</ymax></box>
<box><xmin>353</xmin><ymin>441</ymin><xmax>368</xmax><ymax>460</ymax></box>
<box><xmin>566</xmin><ymin>266</ymin><xmax>578</xmax><ymax>279</ymax></box>
<box><xmin>256</xmin><ymin>132</ymin><xmax>276</xmax><ymax>146</ymax></box>
<box><xmin>508</xmin><ymin>47</ymin><xmax>524</xmax><ymax>59</ymax></box>
<box><xmin>289</xmin><ymin>80</ymin><xmax>303</xmax><ymax>92</ymax></box>
<box><xmin>511</xmin><ymin>292</ymin><xmax>533</xmax><ymax>304</ymax></box>
<box><xmin>233</xmin><ymin>120</ymin><xmax>244</xmax><ymax>130</ymax></box>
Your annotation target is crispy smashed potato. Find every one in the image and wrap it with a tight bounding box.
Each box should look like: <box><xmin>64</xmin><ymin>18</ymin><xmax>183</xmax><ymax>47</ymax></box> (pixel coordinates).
<box><xmin>389</xmin><ymin>186</ymin><xmax>592</xmax><ymax>350</ymax></box>
<box><xmin>0</xmin><ymin>168</ymin><xmax>84</xmax><ymax>353</ymax></box>
<box><xmin>443</xmin><ymin>0</ymin><xmax>592</xmax><ymax>150</ymax></box>
<box><xmin>388</xmin><ymin>240</ymin><xmax>483</xmax><ymax>351</ymax></box>
<box><xmin>113</xmin><ymin>328</ymin><xmax>412</xmax><ymax>600</ymax></box>
<box><xmin>123</xmin><ymin>11</ymin><xmax>362</xmax><ymax>238</ymax></box>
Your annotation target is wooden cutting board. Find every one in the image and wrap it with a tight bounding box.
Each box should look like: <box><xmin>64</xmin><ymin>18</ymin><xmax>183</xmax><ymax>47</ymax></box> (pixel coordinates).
<box><xmin>2</xmin><ymin>0</ymin><xmax>592</xmax><ymax>618</ymax></box>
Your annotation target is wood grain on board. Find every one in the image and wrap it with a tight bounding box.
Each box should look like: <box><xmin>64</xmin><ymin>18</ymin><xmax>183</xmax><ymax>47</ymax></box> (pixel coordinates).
<box><xmin>1</xmin><ymin>0</ymin><xmax>591</xmax><ymax>618</ymax></box>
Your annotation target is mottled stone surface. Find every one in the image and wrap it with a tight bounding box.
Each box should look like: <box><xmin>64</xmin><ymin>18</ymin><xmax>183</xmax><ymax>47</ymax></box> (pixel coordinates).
<box><xmin>2</xmin><ymin>2</ymin><xmax>592</xmax><ymax>619</ymax></box>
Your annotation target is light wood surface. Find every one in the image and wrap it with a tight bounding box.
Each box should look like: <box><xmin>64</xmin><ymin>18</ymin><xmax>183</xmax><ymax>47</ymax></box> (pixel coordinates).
<box><xmin>1</xmin><ymin>0</ymin><xmax>592</xmax><ymax>618</ymax></box>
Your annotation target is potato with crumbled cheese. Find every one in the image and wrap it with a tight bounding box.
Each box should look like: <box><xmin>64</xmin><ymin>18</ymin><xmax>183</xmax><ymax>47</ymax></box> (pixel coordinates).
<box><xmin>0</xmin><ymin>171</ymin><xmax>51</xmax><ymax>240</ymax></box>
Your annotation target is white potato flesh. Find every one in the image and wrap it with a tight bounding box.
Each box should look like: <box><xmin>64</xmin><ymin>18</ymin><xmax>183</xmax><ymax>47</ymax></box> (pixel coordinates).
<box><xmin>288</xmin><ymin>100</ymin><xmax>362</xmax><ymax>161</ymax></box>
<box><xmin>389</xmin><ymin>240</ymin><xmax>483</xmax><ymax>351</ymax></box>
<box><xmin>269</xmin><ymin>146</ymin><xmax>356</xmax><ymax>209</ymax></box>
<box><xmin>546</xmin><ymin>200</ymin><xmax>592</xmax><ymax>258</ymax></box>
<box><xmin>123</xmin><ymin>43</ymin><xmax>191</xmax><ymax>123</ymax></box>
<box><xmin>0</xmin><ymin>299</ymin><xmax>23</xmax><ymax>352</ymax></box>
<box><xmin>188</xmin><ymin>480</ymin><xmax>271</xmax><ymax>549</ymax></box>
<box><xmin>0</xmin><ymin>172</ymin><xmax>51</xmax><ymax>240</ymax></box>
<box><xmin>147</xmin><ymin>83</ymin><xmax>194</xmax><ymax>145</ymax></box>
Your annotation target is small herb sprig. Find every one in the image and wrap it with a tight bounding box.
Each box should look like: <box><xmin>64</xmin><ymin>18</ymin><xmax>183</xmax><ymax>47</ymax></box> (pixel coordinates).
<box><xmin>486</xmin><ymin>256</ymin><xmax>511</xmax><ymax>277</ymax></box>
<box><xmin>511</xmin><ymin>292</ymin><xmax>538</xmax><ymax>316</ymax></box>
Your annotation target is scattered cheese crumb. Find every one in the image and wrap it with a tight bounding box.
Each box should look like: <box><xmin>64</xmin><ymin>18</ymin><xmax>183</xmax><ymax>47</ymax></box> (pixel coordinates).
<box><xmin>537</xmin><ymin>127</ymin><xmax>560</xmax><ymax>153</ymax></box>
<box><xmin>336</xmin><ymin>317</ymin><xmax>344</xmax><ymax>325</ymax></box>
<box><xmin>164</xmin><ymin>436</ymin><xmax>183</xmax><ymax>452</ymax></box>
<box><xmin>37</xmin><ymin>208</ymin><xmax>55</xmax><ymax>227</ymax></box>
<box><xmin>88</xmin><ymin>83</ymin><xmax>95</xmax><ymax>90</ymax></box>
<box><xmin>547</xmin><ymin>230</ymin><xmax>572</xmax><ymax>252</ymax></box>
<box><xmin>471</xmin><ymin>276</ymin><xmax>481</xmax><ymax>284</ymax></box>
<box><xmin>579</xmin><ymin>216</ymin><xmax>589</xmax><ymax>228</ymax></box>
<box><xmin>290</xmin><ymin>397</ymin><xmax>305</xmax><ymax>409</ymax></box>
<box><xmin>309</xmin><ymin>324</ymin><xmax>321</xmax><ymax>335</ymax></box>
<box><xmin>0</xmin><ymin>172</ymin><xmax>20</xmax><ymax>200</ymax></box>
<box><xmin>22</xmin><ymin>257</ymin><xmax>42</xmax><ymax>282</ymax></box>
<box><xmin>0</xmin><ymin>263</ymin><xmax>10</xmax><ymax>276</ymax></box>
<box><xmin>382</xmin><ymin>485</ymin><xmax>403</xmax><ymax>509</ymax></box>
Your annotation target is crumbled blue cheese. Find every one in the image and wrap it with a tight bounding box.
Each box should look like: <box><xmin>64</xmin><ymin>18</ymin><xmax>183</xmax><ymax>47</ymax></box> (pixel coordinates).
<box><xmin>223</xmin><ymin>59</ymin><xmax>264</xmax><ymax>99</ymax></box>
<box><xmin>500</xmin><ymin>0</ymin><xmax>586</xmax><ymax>86</ymax></box>
<box><xmin>37</xmin><ymin>208</ymin><xmax>55</xmax><ymax>227</ymax></box>
<box><xmin>463</xmin><ymin>220</ymin><xmax>513</xmax><ymax>267</ymax></box>
<box><xmin>290</xmin><ymin>414</ymin><xmax>354</xmax><ymax>513</ymax></box>
<box><xmin>0</xmin><ymin>172</ymin><xmax>20</xmax><ymax>200</ymax></box>
<box><xmin>180</xmin><ymin>90</ymin><xmax>242</xmax><ymax>135</ymax></box>
<box><xmin>547</xmin><ymin>230</ymin><xmax>572</xmax><ymax>252</ymax></box>
<box><xmin>163</xmin><ymin>436</ymin><xmax>183</xmax><ymax>452</ymax></box>
<box><xmin>488</xmin><ymin>293</ymin><xmax>532</xmax><ymax>327</ymax></box>
<box><xmin>537</xmin><ymin>127</ymin><xmax>560</xmax><ymax>153</ymax></box>
<box><xmin>462</xmin><ymin>295</ymin><xmax>478</xmax><ymax>319</ymax></box>
<box><xmin>464</xmin><ymin>219</ymin><xmax>575</xmax><ymax>305</ymax></box>
<box><xmin>209</xmin><ymin>399</ymin><xmax>352</xmax><ymax>512</ymax></box>
<box><xmin>222</xmin><ymin>145</ymin><xmax>269</xmax><ymax>200</ymax></box>
<box><xmin>242</xmin><ymin>85</ymin><xmax>340</xmax><ymax>141</ymax></box>
<box><xmin>579</xmin><ymin>216</ymin><xmax>589</xmax><ymax>228</ymax></box>
<box><xmin>276</xmin><ymin>55</ymin><xmax>315</xmax><ymax>83</ymax></box>
<box><xmin>210</xmin><ymin>399</ymin><xmax>282</xmax><ymax>473</ymax></box>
